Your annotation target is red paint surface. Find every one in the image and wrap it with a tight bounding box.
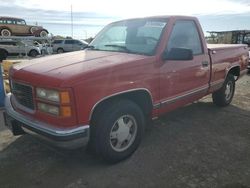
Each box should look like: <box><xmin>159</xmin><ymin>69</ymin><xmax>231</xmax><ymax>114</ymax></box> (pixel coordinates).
<box><xmin>10</xmin><ymin>16</ymin><xmax>249</xmax><ymax>129</ymax></box>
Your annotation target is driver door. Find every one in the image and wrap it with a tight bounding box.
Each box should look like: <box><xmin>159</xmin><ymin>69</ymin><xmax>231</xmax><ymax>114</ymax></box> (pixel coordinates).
<box><xmin>159</xmin><ymin>20</ymin><xmax>210</xmax><ymax>113</ymax></box>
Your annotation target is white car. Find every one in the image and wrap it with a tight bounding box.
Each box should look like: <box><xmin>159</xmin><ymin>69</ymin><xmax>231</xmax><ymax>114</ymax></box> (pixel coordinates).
<box><xmin>0</xmin><ymin>40</ymin><xmax>41</xmax><ymax>58</ymax></box>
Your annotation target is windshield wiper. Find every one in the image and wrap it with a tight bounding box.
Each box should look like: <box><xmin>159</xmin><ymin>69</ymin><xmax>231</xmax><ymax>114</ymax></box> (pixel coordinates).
<box><xmin>104</xmin><ymin>44</ymin><xmax>131</xmax><ymax>52</ymax></box>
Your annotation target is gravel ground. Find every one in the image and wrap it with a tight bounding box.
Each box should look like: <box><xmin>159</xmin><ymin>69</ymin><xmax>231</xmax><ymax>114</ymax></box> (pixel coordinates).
<box><xmin>0</xmin><ymin>74</ymin><xmax>249</xmax><ymax>188</ymax></box>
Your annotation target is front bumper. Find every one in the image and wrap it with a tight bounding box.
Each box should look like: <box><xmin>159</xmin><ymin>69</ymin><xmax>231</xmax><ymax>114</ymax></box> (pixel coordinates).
<box><xmin>4</xmin><ymin>93</ymin><xmax>90</xmax><ymax>149</ymax></box>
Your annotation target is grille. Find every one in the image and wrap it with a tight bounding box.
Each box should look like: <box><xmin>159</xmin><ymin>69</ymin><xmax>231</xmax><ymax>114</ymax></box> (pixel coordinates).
<box><xmin>12</xmin><ymin>82</ymin><xmax>34</xmax><ymax>110</ymax></box>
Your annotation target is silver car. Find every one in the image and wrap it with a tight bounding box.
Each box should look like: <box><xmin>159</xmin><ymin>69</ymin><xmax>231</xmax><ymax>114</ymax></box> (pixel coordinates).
<box><xmin>52</xmin><ymin>39</ymin><xmax>88</xmax><ymax>53</ymax></box>
<box><xmin>0</xmin><ymin>40</ymin><xmax>41</xmax><ymax>57</ymax></box>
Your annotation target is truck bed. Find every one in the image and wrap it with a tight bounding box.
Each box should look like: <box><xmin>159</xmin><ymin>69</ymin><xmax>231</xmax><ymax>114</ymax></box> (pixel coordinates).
<box><xmin>207</xmin><ymin>43</ymin><xmax>248</xmax><ymax>87</ymax></box>
<box><xmin>207</xmin><ymin>43</ymin><xmax>247</xmax><ymax>50</ymax></box>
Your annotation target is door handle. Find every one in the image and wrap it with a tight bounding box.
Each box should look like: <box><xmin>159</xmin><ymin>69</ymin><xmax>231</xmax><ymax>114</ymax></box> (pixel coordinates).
<box><xmin>202</xmin><ymin>61</ymin><xmax>209</xmax><ymax>67</ymax></box>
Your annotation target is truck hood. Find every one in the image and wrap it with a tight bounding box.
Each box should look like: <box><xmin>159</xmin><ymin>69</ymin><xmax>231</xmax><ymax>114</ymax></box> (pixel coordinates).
<box><xmin>12</xmin><ymin>50</ymin><xmax>149</xmax><ymax>86</ymax></box>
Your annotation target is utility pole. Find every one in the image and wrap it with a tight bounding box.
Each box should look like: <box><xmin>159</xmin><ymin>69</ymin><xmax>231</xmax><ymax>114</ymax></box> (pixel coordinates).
<box><xmin>71</xmin><ymin>4</ymin><xmax>73</xmax><ymax>38</ymax></box>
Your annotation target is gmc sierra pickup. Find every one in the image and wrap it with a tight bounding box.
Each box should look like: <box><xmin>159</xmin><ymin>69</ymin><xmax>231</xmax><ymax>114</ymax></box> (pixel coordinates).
<box><xmin>3</xmin><ymin>16</ymin><xmax>249</xmax><ymax>162</ymax></box>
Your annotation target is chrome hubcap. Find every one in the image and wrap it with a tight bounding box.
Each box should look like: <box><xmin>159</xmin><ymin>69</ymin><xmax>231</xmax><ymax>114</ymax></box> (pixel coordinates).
<box><xmin>225</xmin><ymin>81</ymin><xmax>233</xmax><ymax>101</ymax></box>
<box><xmin>110</xmin><ymin>115</ymin><xmax>137</xmax><ymax>152</ymax></box>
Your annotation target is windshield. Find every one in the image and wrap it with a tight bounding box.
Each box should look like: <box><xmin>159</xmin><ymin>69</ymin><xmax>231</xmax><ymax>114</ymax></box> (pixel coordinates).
<box><xmin>90</xmin><ymin>18</ymin><xmax>168</xmax><ymax>55</ymax></box>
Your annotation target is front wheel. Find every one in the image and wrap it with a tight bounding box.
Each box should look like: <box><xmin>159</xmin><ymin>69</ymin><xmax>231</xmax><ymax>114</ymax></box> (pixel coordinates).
<box><xmin>212</xmin><ymin>74</ymin><xmax>235</xmax><ymax>106</ymax></box>
<box><xmin>91</xmin><ymin>100</ymin><xmax>145</xmax><ymax>163</ymax></box>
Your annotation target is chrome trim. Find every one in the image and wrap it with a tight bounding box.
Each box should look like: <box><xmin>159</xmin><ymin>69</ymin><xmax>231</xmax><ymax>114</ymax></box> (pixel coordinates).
<box><xmin>11</xmin><ymin>95</ymin><xmax>35</xmax><ymax>114</ymax></box>
<box><xmin>152</xmin><ymin>117</ymin><xmax>158</xmax><ymax>120</ymax></box>
<box><xmin>210</xmin><ymin>79</ymin><xmax>224</xmax><ymax>88</ymax></box>
<box><xmin>11</xmin><ymin>81</ymin><xmax>36</xmax><ymax>113</ymax></box>
<box><xmin>5</xmin><ymin>93</ymin><xmax>89</xmax><ymax>137</ymax></box>
<box><xmin>89</xmin><ymin>88</ymin><xmax>154</xmax><ymax>121</ymax></box>
<box><xmin>153</xmin><ymin>103</ymin><xmax>161</xmax><ymax>109</ymax></box>
<box><xmin>21</xmin><ymin>127</ymin><xmax>89</xmax><ymax>149</ymax></box>
<box><xmin>153</xmin><ymin>86</ymin><xmax>208</xmax><ymax>108</ymax></box>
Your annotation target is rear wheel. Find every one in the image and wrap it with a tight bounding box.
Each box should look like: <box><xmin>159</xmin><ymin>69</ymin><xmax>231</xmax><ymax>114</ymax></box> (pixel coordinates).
<box><xmin>212</xmin><ymin>74</ymin><xmax>235</xmax><ymax>106</ymax></box>
<box><xmin>39</xmin><ymin>30</ymin><xmax>48</xmax><ymax>37</ymax></box>
<box><xmin>29</xmin><ymin>50</ymin><xmax>38</xmax><ymax>57</ymax></box>
<box><xmin>90</xmin><ymin>99</ymin><xmax>145</xmax><ymax>163</ymax></box>
<box><xmin>1</xmin><ymin>29</ymin><xmax>11</xmax><ymax>36</ymax></box>
<box><xmin>57</xmin><ymin>48</ymin><xmax>64</xmax><ymax>54</ymax></box>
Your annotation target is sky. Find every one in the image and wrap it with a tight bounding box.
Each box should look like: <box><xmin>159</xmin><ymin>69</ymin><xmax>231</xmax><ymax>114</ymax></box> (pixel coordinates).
<box><xmin>0</xmin><ymin>0</ymin><xmax>250</xmax><ymax>38</ymax></box>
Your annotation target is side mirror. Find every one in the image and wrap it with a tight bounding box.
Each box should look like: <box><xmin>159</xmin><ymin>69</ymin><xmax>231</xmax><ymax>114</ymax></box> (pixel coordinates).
<box><xmin>162</xmin><ymin>48</ymin><xmax>193</xmax><ymax>61</ymax></box>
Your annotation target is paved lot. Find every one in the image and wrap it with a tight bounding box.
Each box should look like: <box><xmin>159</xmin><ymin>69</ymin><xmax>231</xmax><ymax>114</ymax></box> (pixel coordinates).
<box><xmin>0</xmin><ymin>75</ymin><xmax>250</xmax><ymax>188</ymax></box>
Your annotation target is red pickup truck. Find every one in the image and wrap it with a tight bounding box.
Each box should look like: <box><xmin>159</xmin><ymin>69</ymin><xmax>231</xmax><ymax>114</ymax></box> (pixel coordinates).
<box><xmin>4</xmin><ymin>16</ymin><xmax>249</xmax><ymax>162</ymax></box>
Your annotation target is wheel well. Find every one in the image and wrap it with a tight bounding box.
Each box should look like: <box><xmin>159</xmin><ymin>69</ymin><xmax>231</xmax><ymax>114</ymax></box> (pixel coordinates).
<box><xmin>227</xmin><ymin>66</ymin><xmax>240</xmax><ymax>80</ymax></box>
<box><xmin>29</xmin><ymin>49</ymin><xmax>38</xmax><ymax>56</ymax></box>
<box><xmin>57</xmin><ymin>48</ymin><xmax>64</xmax><ymax>51</ymax></box>
<box><xmin>0</xmin><ymin>27</ymin><xmax>11</xmax><ymax>31</ymax></box>
<box><xmin>41</xmin><ymin>29</ymin><xmax>48</xmax><ymax>33</ymax></box>
<box><xmin>0</xmin><ymin>48</ymin><xmax>8</xmax><ymax>55</ymax></box>
<box><xmin>90</xmin><ymin>90</ymin><xmax>153</xmax><ymax>122</ymax></box>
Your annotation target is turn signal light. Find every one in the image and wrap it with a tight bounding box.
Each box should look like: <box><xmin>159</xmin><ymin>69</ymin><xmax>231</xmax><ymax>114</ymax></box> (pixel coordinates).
<box><xmin>60</xmin><ymin>92</ymin><xmax>70</xmax><ymax>104</ymax></box>
<box><xmin>61</xmin><ymin>106</ymin><xmax>72</xmax><ymax>117</ymax></box>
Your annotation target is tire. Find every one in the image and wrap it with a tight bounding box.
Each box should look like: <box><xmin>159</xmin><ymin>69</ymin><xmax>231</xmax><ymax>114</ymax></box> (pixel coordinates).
<box><xmin>1</xmin><ymin>28</ymin><xmax>11</xmax><ymax>36</ymax></box>
<box><xmin>57</xmin><ymin>48</ymin><xmax>64</xmax><ymax>54</ymax></box>
<box><xmin>90</xmin><ymin>99</ymin><xmax>145</xmax><ymax>163</ymax></box>
<box><xmin>29</xmin><ymin>50</ymin><xmax>38</xmax><ymax>57</ymax></box>
<box><xmin>39</xmin><ymin>30</ymin><xmax>48</xmax><ymax>37</ymax></box>
<box><xmin>0</xmin><ymin>49</ymin><xmax>8</xmax><ymax>61</ymax></box>
<box><xmin>41</xmin><ymin>49</ymin><xmax>46</xmax><ymax>55</ymax></box>
<box><xmin>212</xmin><ymin>74</ymin><xmax>235</xmax><ymax>107</ymax></box>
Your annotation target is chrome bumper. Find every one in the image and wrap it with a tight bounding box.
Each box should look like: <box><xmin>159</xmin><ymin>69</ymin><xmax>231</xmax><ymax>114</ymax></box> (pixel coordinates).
<box><xmin>4</xmin><ymin>93</ymin><xmax>90</xmax><ymax>149</ymax></box>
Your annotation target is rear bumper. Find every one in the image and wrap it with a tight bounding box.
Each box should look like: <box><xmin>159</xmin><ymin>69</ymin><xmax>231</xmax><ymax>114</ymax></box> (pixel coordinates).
<box><xmin>4</xmin><ymin>93</ymin><xmax>90</xmax><ymax>149</ymax></box>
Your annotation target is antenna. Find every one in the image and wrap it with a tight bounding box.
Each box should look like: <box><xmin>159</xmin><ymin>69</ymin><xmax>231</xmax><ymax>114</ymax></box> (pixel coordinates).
<box><xmin>71</xmin><ymin>4</ymin><xmax>73</xmax><ymax>38</ymax></box>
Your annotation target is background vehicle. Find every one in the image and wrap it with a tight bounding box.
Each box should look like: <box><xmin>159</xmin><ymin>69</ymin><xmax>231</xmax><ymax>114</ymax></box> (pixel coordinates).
<box><xmin>207</xmin><ymin>30</ymin><xmax>250</xmax><ymax>46</ymax></box>
<box><xmin>0</xmin><ymin>40</ymin><xmax>41</xmax><ymax>57</ymax></box>
<box><xmin>0</xmin><ymin>16</ymin><xmax>49</xmax><ymax>37</ymax></box>
<box><xmin>3</xmin><ymin>16</ymin><xmax>249</xmax><ymax>163</ymax></box>
<box><xmin>0</xmin><ymin>48</ymin><xmax>7</xmax><ymax>61</ymax></box>
<box><xmin>52</xmin><ymin>39</ymin><xmax>88</xmax><ymax>53</ymax></box>
<box><xmin>24</xmin><ymin>40</ymin><xmax>53</xmax><ymax>55</ymax></box>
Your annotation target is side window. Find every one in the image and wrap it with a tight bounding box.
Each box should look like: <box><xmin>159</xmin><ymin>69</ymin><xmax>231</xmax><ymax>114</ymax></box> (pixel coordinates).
<box><xmin>6</xmin><ymin>20</ymin><xmax>14</xmax><ymax>24</ymax></box>
<box><xmin>167</xmin><ymin>20</ymin><xmax>203</xmax><ymax>55</ymax></box>
<box><xmin>65</xmin><ymin>40</ymin><xmax>74</xmax><ymax>44</ymax></box>
<box><xmin>16</xmin><ymin>20</ymin><xmax>25</xmax><ymax>25</ymax></box>
<box><xmin>53</xmin><ymin>40</ymin><xmax>63</xmax><ymax>44</ymax></box>
<box><xmin>74</xmin><ymin>40</ymin><xmax>82</xmax><ymax>45</ymax></box>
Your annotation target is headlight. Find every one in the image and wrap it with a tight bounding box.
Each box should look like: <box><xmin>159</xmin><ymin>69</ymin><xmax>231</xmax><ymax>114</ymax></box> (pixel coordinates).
<box><xmin>37</xmin><ymin>103</ymin><xmax>59</xmax><ymax>116</ymax></box>
<box><xmin>36</xmin><ymin>88</ymin><xmax>70</xmax><ymax>104</ymax></box>
<box><xmin>36</xmin><ymin>88</ymin><xmax>72</xmax><ymax>117</ymax></box>
<box><xmin>36</xmin><ymin>88</ymin><xmax>60</xmax><ymax>102</ymax></box>
<box><xmin>37</xmin><ymin>103</ymin><xmax>72</xmax><ymax>117</ymax></box>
